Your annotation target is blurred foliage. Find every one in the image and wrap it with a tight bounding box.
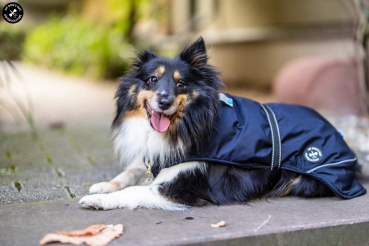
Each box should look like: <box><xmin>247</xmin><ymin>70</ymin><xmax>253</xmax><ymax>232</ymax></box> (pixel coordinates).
<box><xmin>0</xmin><ymin>23</ymin><xmax>25</xmax><ymax>60</ymax></box>
<box><xmin>22</xmin><ymin>0</ymin><xmax>165</xmax><ymax>80</ymax></box>
<box><xmin>23</xmin><ymin>15</ymin><xmax>134</xmax><ymax>79</ymax></box>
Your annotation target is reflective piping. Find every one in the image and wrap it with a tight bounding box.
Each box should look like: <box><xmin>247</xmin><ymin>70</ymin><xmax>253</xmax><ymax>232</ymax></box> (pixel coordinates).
<box><xmin>265</xmin><ymin>105</ymin><xmax>282</xmax><ymax>169</ymax></box>
<box><xmin>260</xmin><ymin>103</ymin><xmax>275</xmax><ymax>170</ymax></box>
<box><xmin>306</xmin><ymin>158</ymin><xmax>357</xmax><ymax>173</ymax></box>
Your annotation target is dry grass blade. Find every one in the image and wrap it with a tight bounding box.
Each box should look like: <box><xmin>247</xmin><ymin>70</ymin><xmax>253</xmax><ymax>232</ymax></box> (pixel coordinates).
<box><xmin>0</xmin><ymin>60</ymin><xmax>38</xmax><ymax>139</ymax></box>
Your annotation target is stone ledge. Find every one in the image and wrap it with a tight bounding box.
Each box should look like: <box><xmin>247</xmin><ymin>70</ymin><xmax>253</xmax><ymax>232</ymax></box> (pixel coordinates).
<box><xmin>0</xmin><ymin>182</ymin><xmax>368</xmax><ymax>246</ymax></box>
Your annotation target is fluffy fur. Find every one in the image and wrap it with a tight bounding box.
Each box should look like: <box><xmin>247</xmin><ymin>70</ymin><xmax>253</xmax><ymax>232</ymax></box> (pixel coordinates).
<box><xmin>80</xmin><ymin>37</ymin><xmax>333</xmax><ymax>211</ymax></box>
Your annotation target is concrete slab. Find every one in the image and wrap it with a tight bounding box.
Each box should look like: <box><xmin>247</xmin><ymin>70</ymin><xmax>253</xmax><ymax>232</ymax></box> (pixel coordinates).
<box><xmin>0</xmin><ymin>182</ymin><xmax>369</xmax><ymax>246</ymax></box>
<box><xmin>0</xmin><ymin>129</ymin><xmax>120</xmax><ymax>205</ymax></box>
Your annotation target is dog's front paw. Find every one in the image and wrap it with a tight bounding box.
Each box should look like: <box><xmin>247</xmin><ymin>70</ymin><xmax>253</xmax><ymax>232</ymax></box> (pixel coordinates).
<box><xmin>79</xmin><ymin>194</ymin><xmax>119</xmax><ymax>210</ymax></box>
<box><xmin>89</xmin><ymin>182</ymin><xmax>119</xmax><ymax>194</ymax></box>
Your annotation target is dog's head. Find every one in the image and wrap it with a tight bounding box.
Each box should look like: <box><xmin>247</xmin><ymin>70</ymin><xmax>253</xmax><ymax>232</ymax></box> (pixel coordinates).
<box><xmin>113</xmin><ymin>37</ymin><xmax>224</xmax><ymax>149</ymax></box>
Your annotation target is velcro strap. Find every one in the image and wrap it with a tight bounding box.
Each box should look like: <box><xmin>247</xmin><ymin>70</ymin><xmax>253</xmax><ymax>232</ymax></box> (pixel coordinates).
<box><xmin>260</xmin><ymin>104</ymin><xmax>281</xmax><ymax>170</ymax></box>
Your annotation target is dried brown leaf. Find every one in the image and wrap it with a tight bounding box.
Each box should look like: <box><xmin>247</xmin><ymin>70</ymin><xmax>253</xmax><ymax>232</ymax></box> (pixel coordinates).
<box><xmin>39</xmin><ymin>224</ymin><xmax>123</xmax><ymax>246</ymax></box>
<box><xmin>211</xmin><ymin>221</ymin><xmax>226</xmax><ymax>228</ymax></box>
<box><xmin>55</xmin><ymin>224</ymin><xmax>107</xmax><ymax>236</ymax></box>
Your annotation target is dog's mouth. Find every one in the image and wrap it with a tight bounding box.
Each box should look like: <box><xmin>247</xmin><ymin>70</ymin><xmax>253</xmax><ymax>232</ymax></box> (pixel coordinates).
<box><xmin>145</xmin><ymin>101</ymin><xmax>173</xmax><ymax>133</ymax></box>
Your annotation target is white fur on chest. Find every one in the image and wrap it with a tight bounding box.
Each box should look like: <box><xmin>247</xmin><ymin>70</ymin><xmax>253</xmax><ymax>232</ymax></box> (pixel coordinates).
<box><xmin>113</xmin><ymin>117</ymin><xmax>185</xmax><ymax>167</ymax></box>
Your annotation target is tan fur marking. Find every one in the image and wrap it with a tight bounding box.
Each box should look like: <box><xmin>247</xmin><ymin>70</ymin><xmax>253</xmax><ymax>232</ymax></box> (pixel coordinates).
<box><xmin>173</xmin><ymin>71</ymin><xmax>181</xmax><ymax>80</ymax></box>
<box><xmin>192</xmin><ymin>53</ymin><xmax>207</xmax><ymax>66</ymax></box>
<box><xmin>163</xmin><ymin>94</ymin><xmax>188</xmax><ymax>138</ymax></box>
<box><xmin>123</xmin><ymin>90</ymin><xmax>156</xmax><ymax>121</ymax></box>
<box><xmin>124</xmin><ymin>109</ymin><xmax>146</xmax><ymax>119</ymax></box>
<box><xmin>191</xmin><ymin>90</ymin><xmax>199</xmax><ymax>99</ymax></box>
<box><xmin>128</xmin><ymin>84</ymin><xmax>137</xmax><ymax>97</ymax></box>
<box><xmin>173</xmin><ymin>94</ymin><xmax>188</xmax><ymax>120</ymax></box>
<box><xmin>136</xmin><ymin>90</ymin><xmax>156</xmax><ymax>108</ymax></box>
<box><xmin>155</xmin><ymin>66</ymin><xmax>165</xmax><ymax>76</ymax></box>
<box><xmin>279</xmin><ymin>177</ymin><xmax>299</xmax><ymax>197</ymax></box>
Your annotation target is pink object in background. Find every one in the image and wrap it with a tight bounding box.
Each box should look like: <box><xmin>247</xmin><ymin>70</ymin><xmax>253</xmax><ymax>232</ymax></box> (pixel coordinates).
<box><xmin>273</xmin><ymin>57</ymin><xmax>366</xmax><ymax>116</ymax></box>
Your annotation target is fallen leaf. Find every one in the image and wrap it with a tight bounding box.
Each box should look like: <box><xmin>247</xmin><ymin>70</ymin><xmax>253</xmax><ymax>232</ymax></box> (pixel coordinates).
<box><xmin>56</xmin><ymin>224</ymin><xmax>107</xmax><ymax>236</ymax></box>
<box><xmin>211</xmin><ymin>221</ymin><xmax>226</xmax><ymax>228</ymax></box>
<box><xmin>39</xmin><ymin>224</ymin><xmax>123</xmax><ymax>246</ymax></box>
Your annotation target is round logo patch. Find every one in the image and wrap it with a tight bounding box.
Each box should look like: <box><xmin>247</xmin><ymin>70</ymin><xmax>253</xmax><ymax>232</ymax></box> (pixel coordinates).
<box><xmin>304</xmin><ymin>146</ymin><xmax>323</xmax><ymax>163</ymax></box>
<box><xmin>2</xmin><ymin>2</ymin><xmax>24</xmax><ymax>24</ymax></box>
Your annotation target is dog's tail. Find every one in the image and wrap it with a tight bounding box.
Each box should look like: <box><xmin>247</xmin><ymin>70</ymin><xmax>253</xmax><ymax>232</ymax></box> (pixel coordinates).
<box><xmin>266</xmin><ymin>170</ymin><xmax>334</xmax><ymax>198</ymax></box>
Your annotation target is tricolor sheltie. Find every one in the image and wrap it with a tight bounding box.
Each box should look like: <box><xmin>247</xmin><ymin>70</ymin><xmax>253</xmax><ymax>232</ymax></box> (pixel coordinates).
<box><xmin>79</xmin><ymin>37</ymin><xmax>356</xmax><ymax>211</ymax></box>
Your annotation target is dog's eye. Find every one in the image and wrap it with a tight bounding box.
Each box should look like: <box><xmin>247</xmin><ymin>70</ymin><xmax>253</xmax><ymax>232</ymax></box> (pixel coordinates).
<box><xmin>177</xmin><ymin>82</ymin><xmax>185</xmax><ymax>88</ymax></box>
<box><xmin>148</xmin><ymin>76</ymin><xmax>158</xmax><ymax>83</ymax></box>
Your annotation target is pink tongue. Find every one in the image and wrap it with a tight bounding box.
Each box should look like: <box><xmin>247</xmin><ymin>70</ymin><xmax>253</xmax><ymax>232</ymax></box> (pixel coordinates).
<box><xmin>151</xmin><ymin>112</ymin><xmax>170</xmax><ymax>132</ymax></box>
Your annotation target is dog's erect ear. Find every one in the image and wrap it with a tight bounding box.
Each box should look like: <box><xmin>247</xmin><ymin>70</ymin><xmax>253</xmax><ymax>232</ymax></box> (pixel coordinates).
<box><xmin>179</xmin><ymin>37</ymin><xmax>207</xmax><ymax>67</ymax></box>
<box><xmin>133</xmin><ymin>49</ymin><xmax>157</xmax><ymax>67</ymax></box>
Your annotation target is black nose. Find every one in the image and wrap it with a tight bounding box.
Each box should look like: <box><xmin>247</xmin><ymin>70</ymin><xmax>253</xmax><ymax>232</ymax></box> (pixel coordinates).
<box><xmin>158</xmin><ymin>97</ymin><xmax>173</xmax><ymax>110</ymax></box>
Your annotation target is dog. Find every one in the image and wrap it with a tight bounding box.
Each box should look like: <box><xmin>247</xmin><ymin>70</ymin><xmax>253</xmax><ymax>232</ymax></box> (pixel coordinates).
<box><xmin>79</xmin><ymin>37</ymin><xmax>365</xmax><ymax>210</ymax></box>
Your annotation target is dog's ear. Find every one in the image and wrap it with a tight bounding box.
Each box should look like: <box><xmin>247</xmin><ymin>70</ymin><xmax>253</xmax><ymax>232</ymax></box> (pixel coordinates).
<box><xmin>133</xmin><ymin>49</ymin><xmax>157</xmax><ymax>67</ymax></box>
<box><xmin>179</xmin><ymin>37</ymin><xmax>207</xmax><ymax>67</ymax></box>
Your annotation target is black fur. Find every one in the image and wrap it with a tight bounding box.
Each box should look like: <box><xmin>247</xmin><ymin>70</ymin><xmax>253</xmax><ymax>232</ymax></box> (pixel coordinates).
<box><xmin>160</xmin><ymin>164</ymin><xmax>334</xmax><ymax>207</ymax></box>
<box><xmin>115</xmin><ymin>37</ymin><xmax>334</xmax><ymax>207</ymax></box>
<box><xmin>158</xmin><ymin>167</ymin><xmax>211</xmax><ymax>206</ymax></box>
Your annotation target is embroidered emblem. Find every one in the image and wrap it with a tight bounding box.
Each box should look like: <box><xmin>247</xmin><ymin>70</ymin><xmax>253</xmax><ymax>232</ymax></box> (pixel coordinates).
<box><xmin>304</xmin><ymin>146</ymin><xmax>323</xmax><ymax>163</ymax></box>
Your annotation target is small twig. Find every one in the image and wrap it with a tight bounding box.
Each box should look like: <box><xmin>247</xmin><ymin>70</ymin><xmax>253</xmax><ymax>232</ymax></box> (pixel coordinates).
<box><xmin>254</xmin><ymin>214</ymin><xmax>272</xmax><ymax>232</ymax></box>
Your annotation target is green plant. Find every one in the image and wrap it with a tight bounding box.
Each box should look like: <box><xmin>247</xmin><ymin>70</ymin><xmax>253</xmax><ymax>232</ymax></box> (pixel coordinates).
<box><xmin>23</xmin><ymin>15</ymin><xmax>134</xmax><ymax>79</ymax></box>
<box><xmin>0</xmin><ymin>22</ymin><xmax>25</xmax><ymax>60</ymax></box>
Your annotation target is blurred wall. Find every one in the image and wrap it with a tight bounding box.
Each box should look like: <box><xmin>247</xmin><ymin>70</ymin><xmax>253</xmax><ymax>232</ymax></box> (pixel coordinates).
<box><xmin>168</xmin><ymin>0</ymin><xmax>355</xmax><ymax>88</ymax></box>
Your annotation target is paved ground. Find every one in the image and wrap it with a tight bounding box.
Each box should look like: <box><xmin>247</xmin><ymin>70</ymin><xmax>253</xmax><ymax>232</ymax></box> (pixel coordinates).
<box><xmin>1</xmin><ymin>63</ymin><xmax>369</xmax><ymax>245</ymax></box>
<box><xmin>0</xmin><ymin>128</ymin><xmax>119</xmax><ymax>204</ymax></box>
<box><xmin>1</xmin><ymin>182</ymin><xmax>369</xmax><ymax>246</ymax></box>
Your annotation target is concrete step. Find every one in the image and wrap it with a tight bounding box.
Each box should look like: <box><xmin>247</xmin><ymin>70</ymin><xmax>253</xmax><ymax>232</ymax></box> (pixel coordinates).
<box><xmin>1</xmin><ymin>182</ymin><xmax>368</xmax><ymax>246</ymax></box>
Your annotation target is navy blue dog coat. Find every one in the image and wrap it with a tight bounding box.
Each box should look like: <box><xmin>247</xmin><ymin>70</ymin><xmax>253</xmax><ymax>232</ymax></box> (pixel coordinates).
<box><xmin>151</xmin><ymin>94</ymin><xmax>366</xmax><ymax>199</ymax></box>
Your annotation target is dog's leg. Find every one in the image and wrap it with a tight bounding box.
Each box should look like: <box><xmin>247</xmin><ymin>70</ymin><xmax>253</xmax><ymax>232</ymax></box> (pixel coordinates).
<box><xmin>79</xmin><ymin>162</ymin><xmax>206</xmax><ymax>210</ymax></box>
<box><xmin>89</xmin><ymin>155</ymin><xmax>146</xmax><ymax>194</ymax></box>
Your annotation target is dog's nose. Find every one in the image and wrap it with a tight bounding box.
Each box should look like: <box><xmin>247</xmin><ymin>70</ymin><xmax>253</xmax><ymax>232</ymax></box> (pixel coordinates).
<box><xmin>158</xmin><ymin>97</ymin><xmax>173</xmax><ymax>110</ymax></box>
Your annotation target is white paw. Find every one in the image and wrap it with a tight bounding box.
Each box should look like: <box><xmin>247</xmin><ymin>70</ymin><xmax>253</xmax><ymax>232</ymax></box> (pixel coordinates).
<box><xmin>79</xmin><ymin>194</ymin><xmax>120</xmax><ymax>210</ymax></box>
<box><xmin>89</xmin><ymin>182</ymin><xmax>119</xmax><ymax>194</ymax></box>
